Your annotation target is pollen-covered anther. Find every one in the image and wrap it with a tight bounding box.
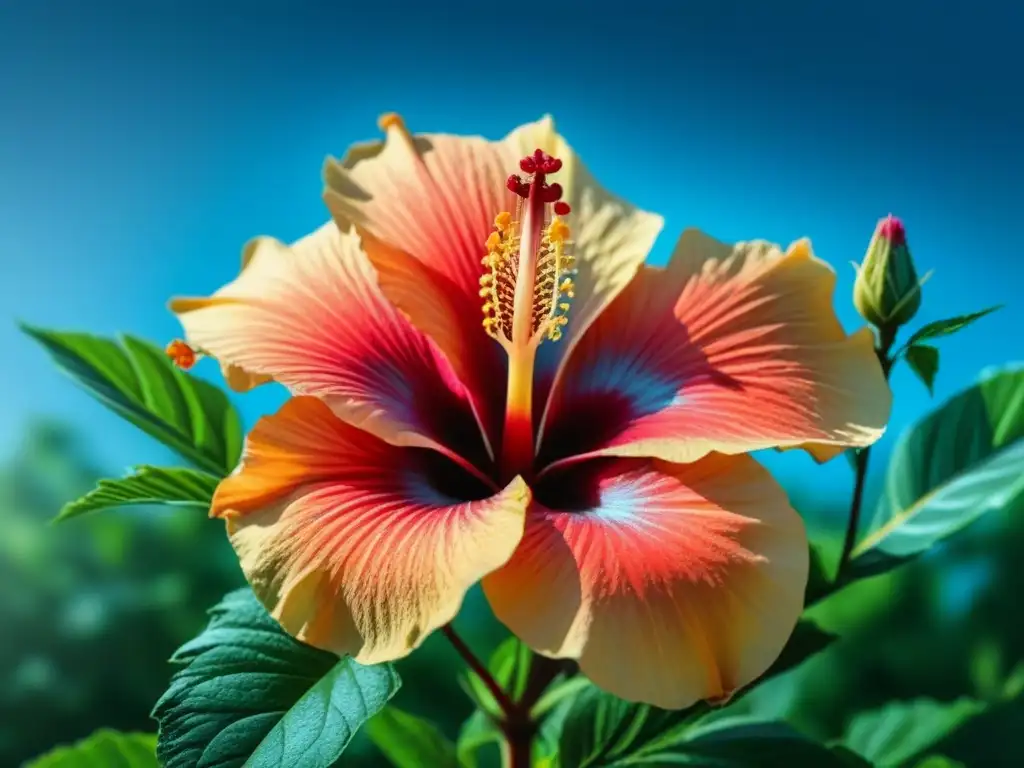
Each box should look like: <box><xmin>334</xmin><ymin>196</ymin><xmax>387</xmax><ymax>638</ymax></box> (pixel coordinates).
<box><xmin>484</xmin><ymin>149</ymin><xmax>578</xmax><ymax>346</ymax></box>
<box><xmin>165</xmin><ymin>339</ymin><xmax>197</xmax><ymax>370</ymax></box>
<box><xmin>534</xmin><ymin>217</ymin><xmax>577</xmax><ymax>343</ymax></box>
<box><xmin>548</xmin><ymin>218</ymin><xmax>570</xmax><ymax>244</ymax></box>
<box><xmin>480</xmin><ymin>211</ymin><xmax>520</xmax><ymax>341</ymax></box>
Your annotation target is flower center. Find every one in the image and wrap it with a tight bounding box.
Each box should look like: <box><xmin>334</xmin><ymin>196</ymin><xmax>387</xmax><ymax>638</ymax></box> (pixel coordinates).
<box><xmin>480</xmin><ymin>149</ymin><xmax>575</xmax><ymax>482</ymax></box>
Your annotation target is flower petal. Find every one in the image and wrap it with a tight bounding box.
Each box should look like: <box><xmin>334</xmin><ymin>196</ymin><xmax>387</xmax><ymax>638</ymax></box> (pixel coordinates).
<box><xmin>539</xmin><ymin>230</ymin><xmax>892</xmax><ymax>467</ymax></box>
<box><xmin>323</xmin><ymin>114</ymin><xmax>662</xmax><ymax>445</ymax></box>
<box><xmin>213</xmin><ymin>396</ymin><xmax>530</xmax><ymax>665</ymax></box>
<box><xmin>170</xmin><ymin>222</ymin><xmax>491</xmax><ymax>468</ymax></box>
<box><xmin>483</xmin><ymin>453</ymin><xmax>807</xmax><ymax>709</ymax></box>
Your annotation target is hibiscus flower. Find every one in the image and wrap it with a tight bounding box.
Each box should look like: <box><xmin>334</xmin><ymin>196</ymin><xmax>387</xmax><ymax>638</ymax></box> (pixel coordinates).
<box><xmin>169</xmin><ymin>114</ymin><xmax>890</xmax><ymax>709</ymax></box>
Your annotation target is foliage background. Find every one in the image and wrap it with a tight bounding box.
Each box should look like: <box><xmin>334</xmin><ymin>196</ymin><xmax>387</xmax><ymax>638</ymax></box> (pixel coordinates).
<box><xmin>1</xmin><ymin>0</ymin><xmax>1021</xmax><ymax>765</ymax></box>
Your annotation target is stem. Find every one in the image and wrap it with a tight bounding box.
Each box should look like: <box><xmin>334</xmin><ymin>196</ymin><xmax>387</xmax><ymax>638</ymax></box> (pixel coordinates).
<box><xmin>443</xmin><ymin>627</ymin><xmax>560</xmax><ymax>768</ymax></box>
<box><xmin>442</xmin><ymin>626</ymin><xmax>536</xmax><ymax>767</ymax></box>
<box><xmin>441</xmin><ymin>625</ymin><xmax>517</xmax><ymax>715</ymax></box>
<box><xmin>500</xmin><ymin>725</ymin><xmax>536</xmax><ymax>768</ymax></box>
<box><xmin>838</xmin><ymin>447</ymin><xmax>872</xmax><ymax>572</ymax></box>
<box><xmin>837</xmin><ymin>325</ymin><xmax>897</xmax><ymax>576</ymax></box>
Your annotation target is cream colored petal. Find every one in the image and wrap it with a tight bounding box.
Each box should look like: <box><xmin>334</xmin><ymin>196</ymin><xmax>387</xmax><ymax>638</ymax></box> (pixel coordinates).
<box><xmin>214</xmin><ymin>396</ymin><xmax>530</xmax><ymax>665</ymax></box>
<box><xmin>484</xmin><ymin>454</ymin><xmax>807</xmax><ymax>709</ymax></box>
<box><xmin>539</xmin><ymin>231</ymin><xmax>892</xmax><ymax>468</ymax></box>
<box><xmin>169</xmin><ymin>223</ymin><xmax>491</xmax><ymax>466</ymax></box>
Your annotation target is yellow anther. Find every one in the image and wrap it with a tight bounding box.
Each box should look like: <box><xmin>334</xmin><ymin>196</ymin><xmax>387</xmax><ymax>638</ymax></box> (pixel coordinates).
<box><xmin>548</xmin><ymin>218</ymin><xmax>570</xmax><ymax>244</ymax></box>
<box><xmin>494</xmin><ymin>212</ymin><xmax>512</xmax><ymax>233</ymax></box>
<box><xmin>480</xmin><ymin>273</ymin><xmax>493</xmax><ymax>285</ymax></box>
<box><xmin>559</xmin><ymin>278</ymin><xmax>575</xmax><ymax>298</ymax></box>
<box><xmin>486</xmin><ymin>232</ymin><xmax>502</xmax><ymax>250</ymax></box>
<box><xmin>559</xmin><ymin>302</ymin><xmax>571</xmax><ymax>312</ymax></box>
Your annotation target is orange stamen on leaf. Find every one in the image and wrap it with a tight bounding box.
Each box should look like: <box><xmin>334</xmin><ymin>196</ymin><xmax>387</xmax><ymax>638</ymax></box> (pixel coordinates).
<box><xmin>165</xmin><ymin>339</ymin><xmax>197</xmax><ymax>370</ymax></box>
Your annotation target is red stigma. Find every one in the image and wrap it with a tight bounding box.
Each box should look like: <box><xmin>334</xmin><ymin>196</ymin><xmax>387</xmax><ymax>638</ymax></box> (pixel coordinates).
<box><xmin>878</xmin><ymin>214</ymin><xmax>906</xmax><ymax>246</ymax></box>
<box><xmin>553</xmin><ymin>201</ymin><xmax>571</xmax><ymax>216</ymax></box>
<box><xmin>540</xmin><ymin>182</ymin><xmax>563</xmax><ymax>203</ymax></box>
<box><xmin>512</xmin><ymin>149</ymin><xmax>566</xmax><ymax>202</ymax></box>
<box><xmin>506</xmin><ymin>174</ymin><xmax>530</xmax><ymax>198</ymax></box>
<box><xmin>540</xmin><ymin>156</ymin><xmax>562</xmax><ymax>173</ymax></box>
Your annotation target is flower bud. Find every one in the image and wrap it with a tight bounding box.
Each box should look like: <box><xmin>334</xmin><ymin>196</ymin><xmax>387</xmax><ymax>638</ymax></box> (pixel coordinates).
<box><xmin>853</xmin><ymin>214</ymin><xmax>923</xmax><ymax>330</ymax></box>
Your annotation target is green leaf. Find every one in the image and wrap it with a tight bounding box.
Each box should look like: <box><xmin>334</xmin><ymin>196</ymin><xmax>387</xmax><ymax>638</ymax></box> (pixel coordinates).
<box><xmin>462</xmin><ymin>636</ymin><xmax>534</xmax><ymax>714</ymax></box>
<box><xmin>805</xmin><ymin>543</ymin><xmax>832</xmax><ymax>604</ymax></box>
<box><xmin>456</xmin><ymin>709</ymin><xmax>501</xmax><ymax>768</ymax></box>
<box><xmin>848</xmin><ymin>365</ymin><xmax>1024</xmax><ymax>579</ymax></box>
<box><xmin>560</xmin><ymin>708</ymin><xmax>857</xmax><ymax>767</ymax></box>
<box><xmin>26</xmin><ymin>729</ymin><xmax>159</xmax><ymax>767</ymax></box>
<box><xmin>764</xmin><ymin>620</ymin><xmax>837</xmax><ymax>681</ymax></box>
<box><xmin>533</xmin><ymin>676</ymin><xmax>593</xmax><ymax>720</ymax></box>
<box><xmin>913</xmin><ymin>757</ymin><xmax>966</xmax><ymax>768</ymax></box>
<box><xmin>153</xmin><ymin>588</ymin><xmax>400</xmax><ymax>768</ymax></box>
<box><xmin>550</xmin><ymin>618</ymin><xmax>835</xmax><ymax>766</ymax></box>
<box><xmin>841</xmin><ymin>698</ymin><xmax>985</xmax><ymax>767</ymax></box>
<box><xmin>55</xmin><ymin>465</ymin><xmax>219</xmax><ymax>522</ymax></box>
<box><xmin>365</xmin><ymin>706</ymin><xmax>458</xmax><ymax>768</ymax></box>
<box><xmin>556</xmin><ymin>684</ymin><xmax>711</xmax><ymax>766</ymax></box>
<box><xmin>22</xmin><ymin>327</ymin><xmax>243</xmax><ymax>475</ymax></box>
<box><xmin>458</xmin><ymin>638</ymin><xmax>579</xmax><ymax>767</ymax></box>
<box><xmin>904</xmin><ymin>305</ymin><xmax>1002</xmax><ymax>347</ymax></box>
<box><xmin>927</xmin><ymin>697</ymin><xmax>1024</xmax><ymax>765</ymax></box>
<box><xmin>830</xmin><ymin>745</ymin><xmax>875</xmax><ymax>767</ymax></box>
<box><xmin>905</xmin><ymin>344</ymin><xmax>940</xmax><ymax>395</ymax></box>
<box><xmin>672</xmin><ymin>722</ymin><xmax>869</xmax><ymax>767</ymax></box>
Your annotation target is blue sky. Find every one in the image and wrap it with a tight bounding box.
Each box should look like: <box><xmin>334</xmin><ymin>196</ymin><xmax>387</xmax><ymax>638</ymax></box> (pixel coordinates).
<box><xmin>1</xmin><ymin>0</ymin><xmax>1020</xmax><ymax>511</ymax></box>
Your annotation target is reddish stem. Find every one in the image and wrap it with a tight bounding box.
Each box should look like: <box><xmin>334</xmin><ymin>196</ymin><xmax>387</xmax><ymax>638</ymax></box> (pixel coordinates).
<box><xmin>441</xmin><ymin>625</ymin><xmax>518</xmax><ymax>715</ymax></box>
<box><xmin>442</xmin><ymin>625</ymin><xmax>552</xmax><ymax>767</ymax></box>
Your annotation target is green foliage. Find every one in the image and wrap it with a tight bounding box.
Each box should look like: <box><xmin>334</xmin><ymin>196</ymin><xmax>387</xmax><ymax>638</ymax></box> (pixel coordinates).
<box><xmin>913</xmin><ymin>757</ymin><xmax>966</xmax><ymax>768</ymax></box>
<box><xmin>556</xmin><ymin>684</ymin><xmax>707</xmax><ymax>766</ymax></box>
<box><xmin>152</xmin><ymin>589</ymin><xmax>400</xmax><ymax>768</ymax></box>
<box><xmin>806</xmin><ymin>543</ymin><xmax>833</xmax><ymax>604</ymax></box>
<box><xmin>25</xmin><ymin>730</ymin><xmax>158</xmax><ymax>767</ymax></box>
<box><xmin>767</xmin><ymin>621</ymin><xmax>837</xmax><ymax>679</ymax></box>
<box><xmin>893</xmin><ymin>306</ymin><xmax>1000</xmax><ymax>394</ymax></box>
<box><xmin>22</xmin><ymin>327</ymin><xmax>243</xmax><ymax>475</ymax></box>
<box><xmin>848</xmin><ymin>365</ymin><xmax>1024</xmax><ymax>579</ymax></box>
<box><xmin>55</xmin><ymin>466</ymin><xmax>219</xmax><ymax>522</ymax></box>
<box><xmin>457</xmin><ymin>637</ymin><xmax>570</xmax><ymax>767</ymax></box>
<box><xmin>0</xmin><ymin>420</ymin><xmax>243</xmax><ymax>767</ymax></box>
<box><xmin>902</xmin><ymin>306</ymin><xmax>1002</xmax><ymax>348</ymax></box>
<box><xmin>905</xmin><ymin>345</ymin><xmax>939</xmax><ymax>395</ymax></box>
<box><xmin>841</xmin><ymin>698</ymin><xmax>985</xmax><ymax>767</ymax></box>
<box><xmin>462</xmin><ymin>636</ymin><xmax>533</xmax><ymax>715</ymax></box>
<box><xmin>365</xmin><ymin>707</ymin><xmax>459</xmax><ymax>768</ymax></box>
<box><xmin>456</xmin><ymin>709</ymin><xmax>502</xmax><ymax>768</ymax></box>
<box><xmin>558</xmin><ymin>700</ymin><xmax>856</xmax><ymax>768</ymax></box>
